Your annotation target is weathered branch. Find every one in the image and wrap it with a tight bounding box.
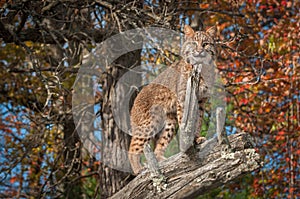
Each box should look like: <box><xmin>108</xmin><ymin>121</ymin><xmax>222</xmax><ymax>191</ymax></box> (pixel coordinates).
<box><xmin>110</xmin><ymin>132</ymin><xmax>261</xmax><ymax>199</ymax></box>
<box><xmin>179</xmin><ymin>62</ymin><xmax>202</xmax><ymax>152</ymax></box>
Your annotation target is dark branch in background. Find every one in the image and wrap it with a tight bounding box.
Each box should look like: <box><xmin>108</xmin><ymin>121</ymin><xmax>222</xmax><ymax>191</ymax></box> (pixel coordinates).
<box><xmin>0</xmin><ymin>25</ymin><xmax>107</xmax><ymax>44</ymax></box>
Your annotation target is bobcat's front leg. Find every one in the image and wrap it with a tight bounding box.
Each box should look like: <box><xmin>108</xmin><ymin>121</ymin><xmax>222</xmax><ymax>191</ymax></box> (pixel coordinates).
<box><xmin>194</xmin><ymin>98</ymin><xmax>207</xmax><ymax>144</ymax></box>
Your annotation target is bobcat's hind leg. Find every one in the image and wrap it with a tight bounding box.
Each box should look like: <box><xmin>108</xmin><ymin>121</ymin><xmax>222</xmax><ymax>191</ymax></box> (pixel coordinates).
<box><xmin>154</xmin><ymin>113</ymin><xmax>177</xmax><ymax>161</ymax></box>
<box><xmin>128</xmin><ymin>136</ymin><xmax>150</xmax><ymax>175</ymax></box>
<box><xmin>129</xmin><ymin>106</ymin><xmax>166</xmax><ymax>175</ymax></box>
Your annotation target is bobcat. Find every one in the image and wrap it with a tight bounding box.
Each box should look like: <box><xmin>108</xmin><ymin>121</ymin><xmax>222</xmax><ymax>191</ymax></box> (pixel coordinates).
<box><xmin>128</xmin><ymin>25</ymin><xmax>217</xmax><ymax>175</ymax></box>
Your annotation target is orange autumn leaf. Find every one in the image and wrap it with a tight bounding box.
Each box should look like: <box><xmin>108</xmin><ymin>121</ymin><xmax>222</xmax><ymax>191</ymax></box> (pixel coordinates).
<box><xmin>200</xmin><ymin>4</ymin><xmax>209</xmax><ymax>9</ymax></box>
<box><xmin>10</xmin><ymin>176</ymin><xmax>18</xmax><ymax>184</ymax></box>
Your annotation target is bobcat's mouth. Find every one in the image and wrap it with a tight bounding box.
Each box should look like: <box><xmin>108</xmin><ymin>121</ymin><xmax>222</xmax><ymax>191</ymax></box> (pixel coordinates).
<box><xmin>186</xmin><ymin>50</ymin><xmax>208</xmax><ymax>65</ymax></box>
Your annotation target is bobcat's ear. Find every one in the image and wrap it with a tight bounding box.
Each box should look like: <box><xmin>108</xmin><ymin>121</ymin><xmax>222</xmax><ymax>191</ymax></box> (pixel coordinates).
<box><xmin>184</xmin><ymin>25</ymin><xmax>195</xmax><ymax>38</ymax></box>
<box><xmin>206</xmin><ymin>26</ymin><xmax>217</xmax><ymax>38</ymax></box>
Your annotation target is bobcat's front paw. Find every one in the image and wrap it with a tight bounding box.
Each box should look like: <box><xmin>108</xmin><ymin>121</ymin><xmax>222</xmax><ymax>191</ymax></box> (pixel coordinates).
<box><xmin>132</xmin><ymin>166</ymin><xmax>147</xmax><ymax>176</ymax></box>
<box><xmin>156</xmin><ymin>155</ymin><xmax>167</xmax><ymax>162</ymax></box>
<box><xmin>195</xmin><ymin>136</ymin><xmax>206</xmax><ymax>145</ymax></box>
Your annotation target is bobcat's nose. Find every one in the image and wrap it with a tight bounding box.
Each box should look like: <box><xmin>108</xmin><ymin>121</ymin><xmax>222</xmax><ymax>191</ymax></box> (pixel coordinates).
<box><xmin>193</xmin><ymin>50</ymin><xmax>207</xmax><ymax>58</ymax></box>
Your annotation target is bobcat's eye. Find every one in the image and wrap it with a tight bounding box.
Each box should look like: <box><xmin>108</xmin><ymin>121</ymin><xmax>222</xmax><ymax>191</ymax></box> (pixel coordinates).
<box><xmin>202</xmin><ymin>42</ymin><xmax>209</xmax><ymax>48</ymax></box>
<box><xmin>194</xmin><ymin>34</ymin><xmax>199</xmax><ymax>41</ymax></box>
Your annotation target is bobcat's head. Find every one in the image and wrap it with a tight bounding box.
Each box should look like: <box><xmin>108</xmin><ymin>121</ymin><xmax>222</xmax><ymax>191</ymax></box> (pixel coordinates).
<box><xmin>181</xmin><ymin>25</ymin><xmax>217</xmax><ymax>66</ymax></box>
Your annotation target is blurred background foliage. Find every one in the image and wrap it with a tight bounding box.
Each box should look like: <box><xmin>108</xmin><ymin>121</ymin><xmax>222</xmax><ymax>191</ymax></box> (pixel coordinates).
<box><xmin>0</xmin><ymin>0</ymin><xmax>299</xmax><ymax>198</ymax></box>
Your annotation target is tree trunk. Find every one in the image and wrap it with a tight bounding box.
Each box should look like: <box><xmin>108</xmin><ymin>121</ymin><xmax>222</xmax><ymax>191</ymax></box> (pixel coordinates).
<box><xmin>63</xmin><ymin>115</ymin><xmax>83</xmax><ymax>198</ymax></box>
<box><xmin>110</xmin><ymin>132</ymin><xmax>261</xmax><ymax>199</ymax></box>
<box><xmin>100</xmin><ymin>49</ymin><xmax>141</xmax><ymax>198</ymax></box>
